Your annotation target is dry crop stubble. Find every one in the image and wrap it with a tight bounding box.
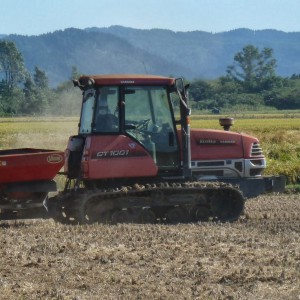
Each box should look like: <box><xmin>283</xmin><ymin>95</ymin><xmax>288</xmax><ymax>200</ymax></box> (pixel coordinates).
<box><xmin>0</xmin><ymin>117</ymin><xmax>78</xmax><ymax>150</ymax></box>
<box><xmin>1</xmin><ymin>194</ymin><xmax>300</xmax><ymax>300</ymax></box>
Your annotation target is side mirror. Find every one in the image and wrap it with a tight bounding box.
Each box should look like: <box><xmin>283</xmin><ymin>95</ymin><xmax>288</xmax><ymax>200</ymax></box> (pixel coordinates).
<box><xmin>175</xmin><ymin>78</ymin><xmax>185</xmax><ymax>94</ymax></box>
<box><xmin>175</xmin><ymin>78</ymin><xmax>189</xmax><ymax>98</ymax></box>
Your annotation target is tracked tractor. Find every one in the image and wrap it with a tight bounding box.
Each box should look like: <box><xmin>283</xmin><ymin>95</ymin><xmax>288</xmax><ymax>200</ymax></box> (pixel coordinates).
<box><xmin>1</xmin><ymin>74</ymin><xmax>285</xmax><ymax>223</ymax></box>
<box><xmin>45</xmin><ymin>74</ymin><xmax>247</xmax><ymax>224</ymax></box>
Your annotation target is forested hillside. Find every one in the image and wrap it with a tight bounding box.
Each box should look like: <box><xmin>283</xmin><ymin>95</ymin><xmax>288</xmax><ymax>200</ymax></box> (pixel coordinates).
<box><xmin>90</xmin><ymin>27</ymin><xmax>300</xmax><ymax>79</ymax></box>
<box><xmin>2</xmin><ymin>26</ymin><xmax>300</xmax><ymax>86</ymax></box>
<box><xmin>6</xmin><ymin>28</ymin><xmax>188</xmax><ymax>87</ymax></box>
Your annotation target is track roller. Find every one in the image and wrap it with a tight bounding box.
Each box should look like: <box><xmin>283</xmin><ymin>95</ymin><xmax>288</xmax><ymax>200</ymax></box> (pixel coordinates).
<box><xmin>137</xmin><ymin>208</ymin><xmax>156</xmax><ymax>224</ymax></box>
<box><xmin>111</xmin><ymin>209</ymin><xmax>133</xmax><ymax>224</ymax></box>
<box><xmin>165</xmin><ymin>206</ymin><xmax>190</xmax><ymax>224</ymax></box>
<box><xmin>190</xmin><ymin>205</ymin><xmax>210</xmax><ymax>222</ymax></box>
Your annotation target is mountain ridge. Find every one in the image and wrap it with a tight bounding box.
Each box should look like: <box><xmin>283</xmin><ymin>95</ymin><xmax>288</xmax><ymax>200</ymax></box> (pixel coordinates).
<box><xmin>2</xmin><ymin>26</ymin><xmax>300</xmax><ymax>86</ymax></box>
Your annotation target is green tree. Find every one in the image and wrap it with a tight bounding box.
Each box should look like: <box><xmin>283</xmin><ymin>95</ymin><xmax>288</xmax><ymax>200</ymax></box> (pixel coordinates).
<box><xmin>21</xmin><ymin>67</ymin><xmax>51</xmax><ymax>114</ymax></box>
<box><xmin>0</xmin><ymin>87</ymin><xmax>25</xmax><ymax>115</ymax></box>
<box><xmin>0</xmin><ymin>40</ymin><xmax>26</xmax><ymax>92</ymax></box>
<box><xmin>33</xmin><ymin>66</ymin><xmax>49</xmax><ymax>89</ymax></box>
<box><xmin>227</xmin><ymin>45</ymin><xmax>277</xmax><ymax>93</ymax></box>
<box><xmin>189</xmin><ymin>79</ymin><xmax>214</xmax><ymax>102</ymax></box>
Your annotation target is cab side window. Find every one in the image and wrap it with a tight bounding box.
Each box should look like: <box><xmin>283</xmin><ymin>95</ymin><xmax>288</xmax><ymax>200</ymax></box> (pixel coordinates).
<box><xmin>93</xmin><ymin>87</ymin><xmax>119</xmax><ymax>133</ymax></box>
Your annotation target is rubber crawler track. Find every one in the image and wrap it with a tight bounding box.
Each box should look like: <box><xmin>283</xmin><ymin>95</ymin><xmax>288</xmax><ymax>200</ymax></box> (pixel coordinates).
<box><xmin>49</xmin><ymin>181</ymin><xmax>245</xmax><ymax>225</ymax></box>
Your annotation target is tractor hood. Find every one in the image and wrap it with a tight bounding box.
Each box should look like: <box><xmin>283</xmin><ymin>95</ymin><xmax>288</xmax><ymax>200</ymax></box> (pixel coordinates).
<box><xmin>181</xmin><ymin>129</ymin><xmax>263</xmax><ymax>161</ymax></box>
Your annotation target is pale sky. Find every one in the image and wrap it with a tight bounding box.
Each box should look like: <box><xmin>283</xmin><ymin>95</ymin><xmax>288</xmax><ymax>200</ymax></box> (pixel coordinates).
<box><xmin>0</xmin><ymin>0</ymin><xmax>299</xmax><ymax>35</ymax></box>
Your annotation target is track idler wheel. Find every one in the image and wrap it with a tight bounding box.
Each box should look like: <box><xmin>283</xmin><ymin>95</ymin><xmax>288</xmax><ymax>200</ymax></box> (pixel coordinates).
<box><xmin>210</xmin><ymin>189</ymin><xmax>244</xmax><ymax>222</ymax></box>
<box><xmin>51</xmin><ymin>196</ymin><xmax>101</xmax><ymax>225</ymax></box>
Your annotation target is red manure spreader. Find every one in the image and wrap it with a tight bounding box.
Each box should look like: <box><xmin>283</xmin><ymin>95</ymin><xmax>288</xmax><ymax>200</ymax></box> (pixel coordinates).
<box><xmin>0</xmin><ymin>74</ymin><xmax>285</xmax><ymax>223</ymax></box>
<box><xmin>0</xmin><ymin>149</ymin><xmax>64</xmax><ymax>220</ymax></box>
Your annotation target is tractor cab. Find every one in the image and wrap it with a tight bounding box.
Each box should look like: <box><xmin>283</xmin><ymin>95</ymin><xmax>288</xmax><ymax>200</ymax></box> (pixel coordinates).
<box><xmin>68</xmin><ymin>75</ymin><xmax>189</xmax><ymax>181</ymax></box>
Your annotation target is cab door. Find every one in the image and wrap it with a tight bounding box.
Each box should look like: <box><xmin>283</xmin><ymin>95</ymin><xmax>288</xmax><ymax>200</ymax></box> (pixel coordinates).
<box><xmin>124</xmin><ymin>86</ymin><xmax>180</xmax><ymax>171</ymax></box>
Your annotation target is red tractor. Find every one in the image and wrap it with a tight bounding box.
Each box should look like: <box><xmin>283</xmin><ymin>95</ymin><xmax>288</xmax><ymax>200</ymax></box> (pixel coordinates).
<box><xmin>0</xmin><ymin>74</ymin><xmax>284</xmax><ymax>223</ymax></box>
<box><xmin>41</xmin><ymin>74</ymin><xmax>284</xmax><ymax>224</ymax></box>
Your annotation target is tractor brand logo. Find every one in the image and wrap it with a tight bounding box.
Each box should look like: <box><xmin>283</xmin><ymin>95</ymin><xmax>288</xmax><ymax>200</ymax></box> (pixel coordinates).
<box><xmin>128</xmin><ymin>143</ymin><xmax>136</xmax><ymax>149</ymax></box>
<box><xmin>47</xmin><ymin>154</ymin><xmax>63</xmax><ymax>164</ymax></box>
<box><xmin>198</xmin><ymin>139</ymin><xmax>236</xmax><ymax>145</ymax></box>
<box><xmin>120</xmin><ymin>80</ymin><xmax>134</xmax><ymax>84</ymax></box>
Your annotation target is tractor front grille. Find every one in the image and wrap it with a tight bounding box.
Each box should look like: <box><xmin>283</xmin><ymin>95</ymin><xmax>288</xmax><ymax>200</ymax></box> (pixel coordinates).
<box><xmin>251</xmin><ymin>142</ymin><xmax>263</xmax><ymax>156</ymax></box>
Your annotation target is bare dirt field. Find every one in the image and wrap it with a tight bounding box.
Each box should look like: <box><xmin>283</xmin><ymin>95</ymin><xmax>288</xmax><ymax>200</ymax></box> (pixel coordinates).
<box><xmin>1</xmin><ymin>194</ymin><xmax>300</xmax><ymax>300</ymax></box>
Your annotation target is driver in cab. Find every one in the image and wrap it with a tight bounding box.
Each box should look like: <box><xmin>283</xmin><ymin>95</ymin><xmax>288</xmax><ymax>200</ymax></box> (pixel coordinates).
<box><xmin>94</xmin><ymin>90</ymin><xmax>119</xmax><ymax>133</ymax></box>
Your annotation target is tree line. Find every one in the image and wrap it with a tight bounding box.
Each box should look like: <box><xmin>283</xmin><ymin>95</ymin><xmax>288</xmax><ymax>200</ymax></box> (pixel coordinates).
<box><xmin>188</xmin><ymin>45</ymin><xmax>300</xmax><ymax>112</ymax></box>
<box><xmin>0</xmin><ymin>40</ymin><xmax>299</xmax><ymax>116</ymax></box>
<box><xmin>0</xmin><ymin>40</ymin><xmax>82</xmax><ymax>116</ymax></box>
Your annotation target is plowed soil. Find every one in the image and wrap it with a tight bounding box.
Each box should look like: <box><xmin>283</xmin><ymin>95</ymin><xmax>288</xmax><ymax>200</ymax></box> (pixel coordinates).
<box><xmin>1</xmin><ymin>194</ymin><xmax>300</xmax><ymax>300</ymax></box>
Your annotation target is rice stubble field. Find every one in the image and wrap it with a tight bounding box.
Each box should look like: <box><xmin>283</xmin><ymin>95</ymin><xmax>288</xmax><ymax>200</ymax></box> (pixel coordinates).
<box><xmin>1</xmin><ymin>195</ymin><xmax>300</xmax><ymax>299</ymax></box>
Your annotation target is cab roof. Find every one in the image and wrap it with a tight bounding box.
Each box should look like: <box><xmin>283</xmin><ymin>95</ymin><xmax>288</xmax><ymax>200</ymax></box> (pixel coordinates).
<box><xmin>76</xmin><ymin>74</ymin><xmax>176</xmax><ymax>88</ymax></box>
